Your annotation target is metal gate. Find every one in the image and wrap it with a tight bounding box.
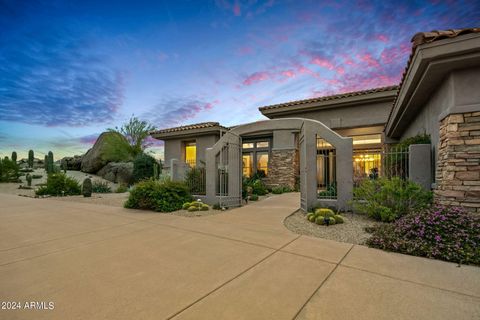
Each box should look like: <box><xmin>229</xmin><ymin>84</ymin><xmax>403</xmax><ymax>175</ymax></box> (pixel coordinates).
<box><xmin>299</xmin><ymin>123</ymin><xmax>307</xmax><ymax>211</ymax></box>
<box><xmin>216</xmin><ymin>132</ymin><xmax>242</xmax><ymax>208</ymax></box>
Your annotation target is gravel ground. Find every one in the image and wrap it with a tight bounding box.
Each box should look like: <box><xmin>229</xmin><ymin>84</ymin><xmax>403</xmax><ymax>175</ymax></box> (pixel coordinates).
<box><xmin>284</xmin><ymin>210</ymin><xmax>379</xmax><ymax>245</ymax></box>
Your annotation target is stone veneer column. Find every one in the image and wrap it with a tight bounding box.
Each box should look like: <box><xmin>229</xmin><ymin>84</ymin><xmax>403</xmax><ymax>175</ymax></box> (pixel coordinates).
<box><xmin>435</xmin><ymin>112</ymin><xmax>480</xmax><ymax>213</ymax></box>
<box><xmin>264</xmin><ymin>149</ymin><xmax>299</xmax><ymax>189</ymax></box>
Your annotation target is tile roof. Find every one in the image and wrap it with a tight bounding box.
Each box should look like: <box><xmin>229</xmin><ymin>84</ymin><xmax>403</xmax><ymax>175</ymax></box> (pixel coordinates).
<box><xmin>388</xmin><ymin>28</ymin><xmax>480</xmax><ymax>127</ymax></box>
<box><xmin>150</xmin><ymin>122</ymin><xmax>228</xmax><ymax>135</ymax></box>
<box><xmin>259</xmin><ymin>85</ymin><xmax>399</xmax><ymax>112</ymax></box>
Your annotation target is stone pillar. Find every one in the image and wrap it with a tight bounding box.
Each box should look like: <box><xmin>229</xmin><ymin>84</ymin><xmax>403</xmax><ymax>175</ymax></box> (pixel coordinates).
<box><xmin>408</xmin><ymin>144</ymin><xmax>432</xmax><ymax>190</ymax></box>
<box><xmin>435</xmin><ymin>112</ymin><xmax>480</xmax><ymax>214</ymax></box>
<box><xmin>264</xmin><ymin>149</ymin><xmax>299</xmax><ymax>189</ymax></box>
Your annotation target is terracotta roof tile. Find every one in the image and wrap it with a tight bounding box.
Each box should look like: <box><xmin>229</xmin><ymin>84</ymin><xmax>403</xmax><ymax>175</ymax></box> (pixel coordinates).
<box><xmin>259</xmin><ymin>85</ymin><xmax>399</xmax><ymax>112</ymax></box>
<box><xmin>150</xmin><ymin>122</ymin><xmax>228</xmax><ymax>135</ymax></box>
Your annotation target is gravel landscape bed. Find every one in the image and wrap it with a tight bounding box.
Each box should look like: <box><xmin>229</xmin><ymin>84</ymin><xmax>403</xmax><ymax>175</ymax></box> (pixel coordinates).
<box><xmin>284</xmin><ymin>209</ymin><xmax>379</xmax><ymax>245</ymax></box>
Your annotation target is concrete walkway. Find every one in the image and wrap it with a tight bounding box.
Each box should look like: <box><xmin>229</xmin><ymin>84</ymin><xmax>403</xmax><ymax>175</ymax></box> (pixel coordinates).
<box><xmin>1</xmin><ymin>193</ymin><xmax>479</xmax><ymax>319</ymax></box>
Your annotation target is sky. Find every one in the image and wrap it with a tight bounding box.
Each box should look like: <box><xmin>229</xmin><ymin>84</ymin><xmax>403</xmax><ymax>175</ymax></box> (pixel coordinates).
<box><xmin>0</xmin><ymin>0</ymin><xmax>479</xmax><ymax>160</ymax></box>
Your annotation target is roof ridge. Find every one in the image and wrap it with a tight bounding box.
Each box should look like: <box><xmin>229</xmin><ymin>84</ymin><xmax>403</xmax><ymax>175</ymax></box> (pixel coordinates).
<box><xmin>150</xmin><ymin>121</ymin><xmax>227</xmax><ymax>135</ymax></box>
<box><xmin>259</xmin><ymin>85</ymin><xmax>399</xmax><ymax>111</ymax></box>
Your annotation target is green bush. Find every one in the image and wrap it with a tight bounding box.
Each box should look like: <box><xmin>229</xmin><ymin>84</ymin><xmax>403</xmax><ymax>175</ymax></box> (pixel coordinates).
<box><xmin>251</xmin><ymin>180</ymin><xmax>268</xmax><ymax>196</ymax></box>
<box><xmin>353</xmin><ymin>177</ymin><xmax>432</xmax><ymax>222</ymax></box>
<box><xmin>92</xmin><ymin>181</ymin><xmax>112</xmax><ymax>193</ymax></box>
<box><xmin>318</xmin><ymin>182</ymin><xmax>337</xmax><ymax>198</ymax></box>
<box><xmin>0</xmin><ymin>157</ymin><xmax>20</xmax><ymax>182</ymax></box>
<box><xmin>315</xmin><ymin>216</ymin><xmax>325</xmax><ymax>225</ymax></box>
<box><xmin>124</xmin><ymin>179</ymin><xmax>192</xmax><ymax>212</ymax></box>
<box><xmin>272</xmin><ymin>186</ymin><xmax>283</xmax><ymax>194</ymax></box>
<box><xmin>36</xmin><ymin>173</ymin><xmax>81</xmax><ymax>196</ymax></box>
<box><xmin>333</xmin><ymin>215</ymin><xmax>344</xmax><ymax>224</ymax></box>
<box><xmin>115</xmin><ymin>184</ymin><xmax>128</xmax><ymax>193</ymax></box>
<box><xmin>249</xmin><ymin>194</ymin><xmax>259</xmax><ymax>201</ymax></box>
<box><xmin>315</xmin><ymin>208</ymin><xmax>334</xmax><ymax>218</ymax></box>
<box><xmin>133</xmin><ymin>153</ymin><xmax>159</xmax><ymax>182</ymax></box>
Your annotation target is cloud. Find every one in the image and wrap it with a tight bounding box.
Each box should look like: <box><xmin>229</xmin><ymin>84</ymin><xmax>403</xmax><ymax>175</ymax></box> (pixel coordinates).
<box><xmin>79</xmin><ymin>133</ymin><xmax>99</xmax><ymax>145</ymax></box>
<box><xmin>142</xmin><ymin>97</ymin><xmax>219</xmax><ymax>129</ymax></box>
<box><xmin>233</xmin><ymin>1</ymin><xmax>241</xmax><ymax>16</ymax></box>
<box><xmin>243</xmin><ymin>71</ymin><xmax>271</xmax><ymax>85</ymax></box>
<box><xmin>0</xmin><ymin>29</ymin><xmax>124</xmax><ymax>127</ymax></box>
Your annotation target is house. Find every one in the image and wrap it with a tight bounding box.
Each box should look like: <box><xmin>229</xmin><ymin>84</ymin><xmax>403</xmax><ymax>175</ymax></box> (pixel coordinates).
<box><xmin>151</xmin><ymin>28</ymin><xmax>480</xmax><ymax>212</ymax></box>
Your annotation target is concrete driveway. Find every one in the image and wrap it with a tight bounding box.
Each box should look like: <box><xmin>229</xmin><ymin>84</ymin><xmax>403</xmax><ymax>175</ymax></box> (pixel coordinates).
<box><xmin>1</xmin><ymin>193</ymin><xmax>479</xmax><ymax>319</ymax></box>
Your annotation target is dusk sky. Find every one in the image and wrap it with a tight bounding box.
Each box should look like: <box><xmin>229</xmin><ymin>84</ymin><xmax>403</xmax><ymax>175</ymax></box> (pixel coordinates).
<box><xmin>1</xmin><ymin>0</ymin><xmax>479</xmax><ymax>160</ymax></box>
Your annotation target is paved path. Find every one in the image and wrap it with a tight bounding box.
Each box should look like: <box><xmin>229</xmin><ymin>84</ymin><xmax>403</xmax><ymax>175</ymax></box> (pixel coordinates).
<box><xmin>1</xmin><ymin>193</ymin><xmax>479</xmax><ymax>319</ymax></box>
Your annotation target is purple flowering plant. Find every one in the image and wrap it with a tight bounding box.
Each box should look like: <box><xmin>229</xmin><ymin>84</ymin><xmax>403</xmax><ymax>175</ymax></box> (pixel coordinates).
<box><xmin>366</xmin><ymin>205</ymin><xmax>480</xmax><ymax>265</ymax></box>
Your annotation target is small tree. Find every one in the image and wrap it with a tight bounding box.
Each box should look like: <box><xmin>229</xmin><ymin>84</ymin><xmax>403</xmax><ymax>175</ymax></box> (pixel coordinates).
<box><xmin>28</xmin><ymin>150</ymin><xmax>34</xmax><ymax>168</ymax></box>
<box><xmin>108</xmin><ymin>116</ymin><xmax>155</xmax><ymax>156</ymax></box>
<box><xmin>133</xmin><ymin>153</ymin><xmax>158</xmax><ymax>182</ymax></box>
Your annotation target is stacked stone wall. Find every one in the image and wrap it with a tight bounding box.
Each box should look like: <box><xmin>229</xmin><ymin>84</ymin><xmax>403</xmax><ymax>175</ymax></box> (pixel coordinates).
<box><xmin>264</xmin><ymin>149</ymin><xmax>299</xmax><ymax>189</ymax></box>
<box><xmin>435</xmin><ymin>112</ymin><xmax>480</xmax><ymax>213</ymax></box>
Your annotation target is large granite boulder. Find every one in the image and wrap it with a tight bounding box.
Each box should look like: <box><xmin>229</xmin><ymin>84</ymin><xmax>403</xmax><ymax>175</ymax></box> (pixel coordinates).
<box><xmin>60</xmin><ymin>155</ymin><xmax>83</xmax><ymax>171</ymax></box>
<box><xmin>97</xmin><ymin>162</ymin><xmax>134</xmax><ymax>185</ymax></box>
<box><xmin>81</xmin><ymin>132</ymin><xmax>130</xmax><ymax>173</ymax></box>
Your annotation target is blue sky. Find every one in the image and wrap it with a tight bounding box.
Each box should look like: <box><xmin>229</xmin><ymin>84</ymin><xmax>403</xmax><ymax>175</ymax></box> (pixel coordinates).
<box><xmin>0</xmin><ymin>0</ymin><xmax>479</xmax><ymax>160</ymax></box>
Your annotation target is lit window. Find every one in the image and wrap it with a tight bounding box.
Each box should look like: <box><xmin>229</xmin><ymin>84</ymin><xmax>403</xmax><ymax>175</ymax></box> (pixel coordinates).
<box><xmin>256</xmin><ymin>141</ymin><xmax>269</xmax><ymax>148</ymax></box>
<box><xmin>256</xmin><ymin>152</ymin><xmax>268</xmax><ymax>176</ymax></box>
<box><xmin>242</xmin><ymin>154</ymin><xmax>253</xmax><ymax>177</ymax></box>
<box><xmin>242</xmin><ymin>143</ymin><xmax>254</xmax><ymax>149</ymax></box>
<box><xmin>185</xmin><ymin>142</ymin><xmax>196</xmax><ymax>167</ymax></box>
<box><xmin>352</xmin><ymin>134</ymin><xmax>381</xmax><ymax>145</ymax></box>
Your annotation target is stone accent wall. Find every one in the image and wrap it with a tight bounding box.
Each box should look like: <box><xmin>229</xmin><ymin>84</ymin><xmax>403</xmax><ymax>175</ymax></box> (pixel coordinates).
<box><xmin>435</xmin><ymin>112</ymin><xmax>480</xmax><ymax>213</ymax></box>
<box><xmin>264</xmin><ymin>149</ymin><xmax>299</xmax><ymax>189</ymax></box>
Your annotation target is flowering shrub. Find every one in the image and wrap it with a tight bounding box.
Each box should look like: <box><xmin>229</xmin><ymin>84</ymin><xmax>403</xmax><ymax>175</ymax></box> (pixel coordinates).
<box><xmin>367</xmin><ymin>205</ymin><xmax>480</xmax><ymax>265</ymax></box>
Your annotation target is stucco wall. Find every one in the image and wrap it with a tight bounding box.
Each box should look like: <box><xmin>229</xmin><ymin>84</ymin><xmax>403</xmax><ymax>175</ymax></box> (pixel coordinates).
<box><xmin>163</xmin><ymin>134</ymin><xmax>219</xmax><ymax>169</ymax></box>
<box><xmin>269</xmin><ymin>100</ymin><xmax>392</xmax><ymax>130</ymax></box>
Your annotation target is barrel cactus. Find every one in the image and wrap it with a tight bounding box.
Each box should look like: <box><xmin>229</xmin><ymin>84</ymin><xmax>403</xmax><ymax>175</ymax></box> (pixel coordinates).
<box><xmin>11</xmin><ymin>151</ymin><xmax>17</xmax><ymax>163</ymax></box>
<box><xmin>28</xmin><ymin>150</ymin><xmax>34</xmax><ymax>168</ymax></box>
<box><xmin>82</xmin><ymin>178</ymin><xmax>92</xmax><ymax>197</ymax></box>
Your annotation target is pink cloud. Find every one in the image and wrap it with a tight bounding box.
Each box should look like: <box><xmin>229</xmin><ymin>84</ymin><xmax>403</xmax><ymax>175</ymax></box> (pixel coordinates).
<box><xmin>243</xmin><ymin>71</ymin><xmax>270</xmax><ymax>85</ymax></box>
<box><xmin>237</xmin><ymin>46</ymin><xmax>254</xmax><ymax>55</ymax></box>
<box><xmin>359</xmin><ymin>53</ymin><xmax>380</xmax><ymax>68</ymax></box>
<box><xmin>335</xmin><ymin>66</ymin><xmax>345</xmax><ymax>75</ymax></box>
<box><xmin>281</xmin><ymin>70</ymin><xmax>296</xmax><ymax>78</ymax></box>
<box><xmin>310</xmin><ymin>56</ymin><xmax>335</xmax><ymax>70</ymax></box>
<box><xmin>233</xmin><ymin>0</ymin><xmax>241</xmax><ymax>16</ymax></box>
<box><xmin>376</xmin><ymin>34</ymin><xmax>389</xmax><ymax>42</ymax></box>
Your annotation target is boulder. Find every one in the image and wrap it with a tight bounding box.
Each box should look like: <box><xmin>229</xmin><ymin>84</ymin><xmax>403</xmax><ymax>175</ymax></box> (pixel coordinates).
<box><xmin>97</xmin><ymin>162</ymin><xmax>134</xmax><ymax>185</ymax></box>
<box><xmin>81</xmin><ymin>132</ymin><xmax>130</xmax><ymax>173</ymax></box>
<box><xmin>60</xmin><ymin>155</ymin><xmax>83</xmax><ymax>171</ymax></box>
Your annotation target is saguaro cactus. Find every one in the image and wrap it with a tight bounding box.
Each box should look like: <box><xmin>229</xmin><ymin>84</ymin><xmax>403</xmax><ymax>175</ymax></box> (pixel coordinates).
<box><xmin>47</xmin><ymin>151</ymin><xmax>54</xmax><ymax>173</ymax></box>
<box><xmin>26</xmin><ymin>173</ymin><xmax>32</xmax><ymax>187</ymax></box>
<box><xmin>11</xmin><ymin>151</ymin><xmax>17</xmax><ymax>163</ymax></box>
<box><xmin>28</xmin><ymin>150</ymin><xmax>34</xmax><ymax>168</ymax></box>
<box><xmin>82</xmin><ymin>178</ymin><xmax>92</xmax><ymax>197</ymax></box>
<box><xmin>44</xmin><ymin>155</ymin><xmax>48</xmax><ymax>172</ymax></box>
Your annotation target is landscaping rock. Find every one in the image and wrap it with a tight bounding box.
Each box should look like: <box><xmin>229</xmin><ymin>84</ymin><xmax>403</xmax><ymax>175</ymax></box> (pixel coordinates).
<box><xmin>81</xmin><ymin>132</ymin><xmax>129</xmax><ymax>173</ymax></box>
<box><xmin>61</xmin><ymin>155</ymin><xmax>83</xmax><ymax>171</ymax></box>
<box><xmin>97</xmin><ymin>162</ymin><xmax>134</xmax><ymax>185</ymax></box>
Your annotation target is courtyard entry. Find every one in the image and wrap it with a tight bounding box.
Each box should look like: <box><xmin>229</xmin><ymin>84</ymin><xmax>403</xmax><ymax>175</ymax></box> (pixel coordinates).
<box><xmin>204</xmin><ymin>118</ymin><xmax>353</xmax><ymax>211</ymax></box>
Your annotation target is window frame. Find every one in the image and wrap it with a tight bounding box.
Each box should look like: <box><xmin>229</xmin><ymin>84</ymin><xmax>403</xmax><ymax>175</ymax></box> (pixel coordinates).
<box><xmin>241</xmin><ymin>137</ymin><xmax>271</xmax><ymax>177</ymax></box>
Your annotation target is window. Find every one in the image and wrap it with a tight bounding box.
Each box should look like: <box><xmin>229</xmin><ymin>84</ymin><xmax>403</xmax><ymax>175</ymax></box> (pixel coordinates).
<box><xmin>242</xmin><ymin>139</ymin><xmax>270</xmax><ymax>177</ymax></box>
<box><xmin>242</xmin><ymin>153</ymin><xmax>253</xmax><ymax>177</ymax></box>
<box><xmin>184</xmin><ymin>142</ymin><xmax>196</xmax><ymax>167</ymax></box>
<box><xmin>256</xmin><ymin>152</ymin><xmax>269</xmax><ymax>176</ymax></box>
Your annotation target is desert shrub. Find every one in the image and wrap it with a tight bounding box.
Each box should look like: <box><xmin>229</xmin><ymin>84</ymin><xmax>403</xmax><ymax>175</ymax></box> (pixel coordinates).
<box><xmin>243</xmin><ymin>175</ymin><xmax>268</xmax><ymax>196</ymax></box>
<box><xmin>92</xmin><ymin>180</ymin><xmax>112</xmax><ymax>193</ymax></box>
<box><xmin>272</xmin><ymin>186</ymin><xmax>283</xmax><ymax>194</ymax></box>
<box><xmin>0</xmin><ymin>158</ymin><xmax>20</xmax><ymax>182</ymax></box>
<box><xmin>133</xmin><ymin>153</ymin><xmax>159</xmax><ymax>182</ymax></box>
<box><xmin>124</xmin><ymin>179</ymin><xmax>192</xmax><ymax>212</ymax></box>
<box><xmin>115</xmin><ymin>184</ymin><xmax>128</xmax><ymax>193</ymax></box>
<box><xmin>367</xmin><ymin>205</ymin><xmax>480</xmax><ymax>265</ymax></box>
<box><xmin>32</xmin><ymin>175</ymin><xmax>42</xmax><ymax>179</ymax></box>
<box><xmin>249</xmin><ymin>194</ymin><xmax>259</xmax><ymax>201</ymax></box>
<box><xmin>353</xmin><ymin>177</ymin><xmax>432</xmax><ymax>222</ymax></box>
<box><xmin>315</xmin><ymin>208</ymin><xmax>334</xmax><ymax>218</ymax></box>
<box><xmin>333</xmin><ymin>215</ymin><xmax>344</xmax><ymax>224</ymax></box>
<box><xmin>318</xmin><ymin>182</ymin><xmax>337</xmax><ymax>198</ymax></box>
<box><xmin>36</xmin><ymin>173</ymin><xmax>81</xmax><ymax>196</ymax></box>
<box><xmin>107</xmin><ymin>116</ymin><xmax>156</xmax><ymax>157</ymax></box>
<box><xmin>315</xmin><ymin>216</ymin><xmax>325</xmax><ymax>225</ymax></box>
<box><xmin>251</xmin><ymin>180</ymin><xmax>268</xmax><ymax>195</ymax></box>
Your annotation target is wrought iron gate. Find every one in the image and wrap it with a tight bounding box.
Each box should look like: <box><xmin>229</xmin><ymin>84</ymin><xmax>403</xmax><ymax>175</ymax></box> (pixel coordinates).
<box><xmin>299</xmin><ymin>123</ymin><xmax>307</xmax><ymax>211</ymax></box>
<box><xmin>216</xmin><ymin>132</ymin><xmax>242</xmax><ymax>208</ymax></box>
